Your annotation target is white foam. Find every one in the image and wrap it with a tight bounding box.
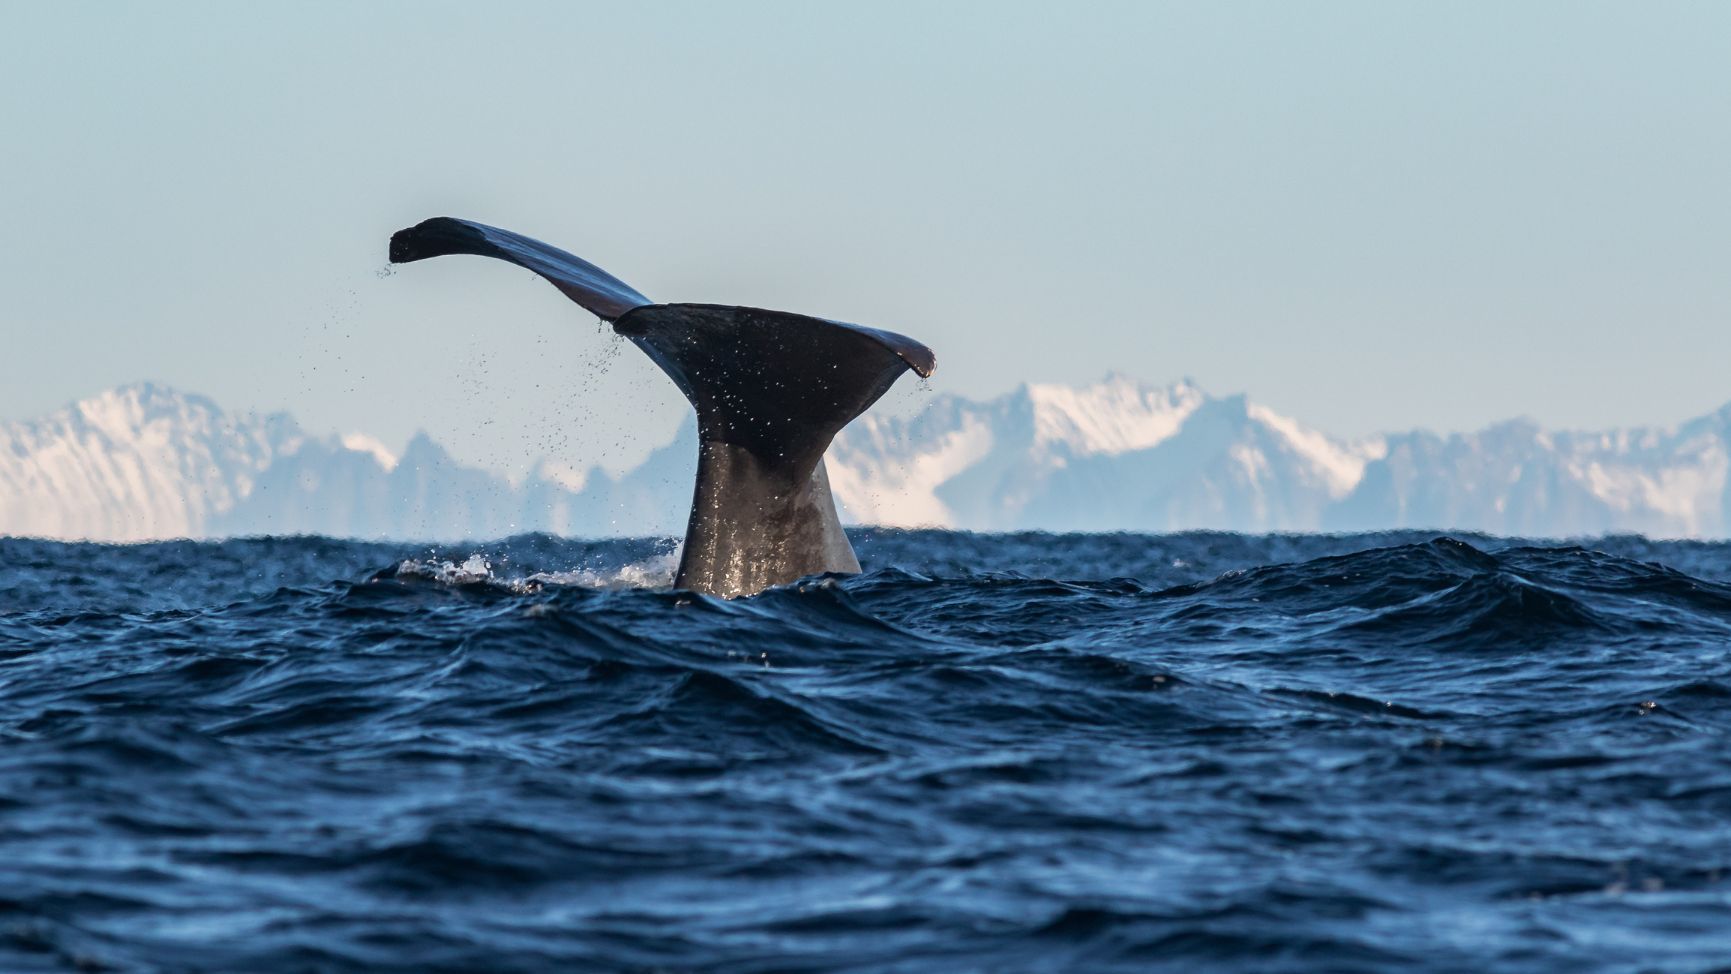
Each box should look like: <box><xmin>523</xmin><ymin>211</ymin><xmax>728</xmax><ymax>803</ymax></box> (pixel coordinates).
<box><xmin>521</xmin><ymin>547</ymin><xmax>681</xmax><ymax>591</ymax></box>
<box><xmin>395</xmin><ymin>553</ymin><xmax>495</xmax><ymax>585</ymax></box>
<box><xmin>393</xmin><ymin>546</ymin><xmax>680</xmax><ymax>592</ymax></box>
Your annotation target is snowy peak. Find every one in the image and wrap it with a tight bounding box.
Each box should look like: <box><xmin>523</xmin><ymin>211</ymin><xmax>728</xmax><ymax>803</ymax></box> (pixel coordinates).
<box><xmin>828</xmin><ymin>379</ymin><xmax>1731</xmax><ymax>537</ymax></box>
<box><xmin>827</xmin><ymin>376</ymin><xmax>1216</xmax><ymax>529</ymax></box>
<box><xmin>339</xmin><ymin>433</ymin><xmax>399</xmax><ymax>471</ymax></box>
<box><xmin>823</xmin><ymin>380</ymin><xmax>1379</xmax><ymax>532</ymax></box>
<box><xmin>5</xmin><ymin>378</ymin><xmax>1731</xmax><ymax>540</ymax></box>
<box><xmin>1023</xmin><ymin>374</ymin><xmax>1206</xmax><ymax>456</ymax></box>
<box><xmin>1244</xmin><ymin>401</ymin><xmax>1385</xmax><ymax>498</ymax></box>
<box><xmin>0</xmin><ymin>385</ymin><xmax>417</xmax><ymax>540</ymax></box>
<box><xmin>0</xmin><ymin>383</ymin><xmax>299</xmax><ymax>541</ymax></box>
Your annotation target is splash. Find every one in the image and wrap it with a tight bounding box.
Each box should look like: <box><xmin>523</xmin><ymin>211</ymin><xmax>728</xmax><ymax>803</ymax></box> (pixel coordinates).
<box><xmin>521</xmin><ymin>546</ymin><xmax>680</xmax><ymax>591</ymax></box>
<box><xmin>392</xmin><ymin>546</ymin><xmax>680</xmax><ymax>592</ymax></box>
<box><xmin>394</xmin><ymin>552</ymin><xmax>495</xmax><ymax>585</ymax></box>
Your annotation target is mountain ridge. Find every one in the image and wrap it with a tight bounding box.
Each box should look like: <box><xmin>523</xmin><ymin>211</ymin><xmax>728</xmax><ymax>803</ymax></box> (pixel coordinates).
<box><xmin>3</xmin><ymin>378</ymin><xmax>1729</xmax><ymax>541</ymax></box>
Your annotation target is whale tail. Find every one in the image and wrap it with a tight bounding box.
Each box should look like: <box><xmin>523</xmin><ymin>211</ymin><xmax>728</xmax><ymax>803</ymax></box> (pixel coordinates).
<box><xmin>389</xmin><ymin>217</ymin><xmax>935</xmax><ymax>597</ymax></box>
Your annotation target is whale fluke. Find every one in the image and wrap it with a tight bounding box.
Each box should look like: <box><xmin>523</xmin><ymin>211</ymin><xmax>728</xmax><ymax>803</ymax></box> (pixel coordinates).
<box><xmin>390</xmin><ymin>217</ymin><xmax>652</xmax><ymax>321</ymax></box>
<box><xmin>390</xmin><ymin>217</ymin><xmax>935</xmax><ymax>597</ymax></box>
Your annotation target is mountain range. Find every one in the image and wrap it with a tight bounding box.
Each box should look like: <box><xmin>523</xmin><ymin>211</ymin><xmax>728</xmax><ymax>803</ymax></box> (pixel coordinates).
<box><xmin>3</xmin><ymin>378</ymin><xmax>1729</xmax><ymax>541</ymax></box>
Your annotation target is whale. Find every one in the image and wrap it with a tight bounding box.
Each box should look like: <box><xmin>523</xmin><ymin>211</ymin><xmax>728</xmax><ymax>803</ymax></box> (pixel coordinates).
<box><xmin>389</xmin><ymin>217</ymin><xmax>936</xmax><ymax>598</ymax></box>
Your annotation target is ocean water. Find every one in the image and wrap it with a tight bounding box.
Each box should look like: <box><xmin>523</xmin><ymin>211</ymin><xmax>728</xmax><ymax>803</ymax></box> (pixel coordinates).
<box><xmin>3</xmin><ymin>530</ymin><xmax>1731</xmax><ymax>973</ymax></box>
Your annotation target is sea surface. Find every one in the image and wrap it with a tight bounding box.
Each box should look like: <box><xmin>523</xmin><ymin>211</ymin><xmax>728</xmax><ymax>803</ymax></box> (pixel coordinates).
<box><xmin>3</xmin><ymin>530</ymin><xmax>1731</xmax><ymax>973</ymax></box>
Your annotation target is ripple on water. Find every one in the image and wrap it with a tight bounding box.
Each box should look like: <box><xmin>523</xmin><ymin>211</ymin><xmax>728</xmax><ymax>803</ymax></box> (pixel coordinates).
<box><xmin>2</xmin><ymin>531</ymin><xmax>1731</xmax><ymax>972</ymax></box>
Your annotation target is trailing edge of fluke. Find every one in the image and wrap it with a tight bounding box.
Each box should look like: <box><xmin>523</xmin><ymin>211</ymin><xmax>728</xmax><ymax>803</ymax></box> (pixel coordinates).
<box><xmin>388</xmin><ymin>216</ymin><xmax>936</xmax><ymax>598</ymax></box>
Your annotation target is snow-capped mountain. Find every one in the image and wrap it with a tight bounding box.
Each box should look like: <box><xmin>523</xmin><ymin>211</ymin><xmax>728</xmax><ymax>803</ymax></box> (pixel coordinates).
<box><xmin>0</xmin><ymin>383</ymin><xmax>693</xmax><ymax>542</ymax></box>
<box><xmin>4</xmin><ymin>379</ymin><xmax>1731</xmax><ymax>541</ymax></box>
<box><xmin>828</xmin><ymin>376</ymin><xmax>1385</xmax><ymax>532</ymax></box>
<box><xmin>1325</xmin><ymin>412</ymin><xmax>1731</xmax><ymax>538</ymax></box>
<box><xmin>0</xmin><ymin>384</ymin><xmax>296</xmax><ymax>542</ymax></box>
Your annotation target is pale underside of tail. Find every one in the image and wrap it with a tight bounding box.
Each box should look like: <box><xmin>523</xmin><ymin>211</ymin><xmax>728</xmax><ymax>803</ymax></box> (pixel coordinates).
<box><xmin>389</xmin><ymin>217</ymin><xmax>936</xmax><ymax>597</ymax></box>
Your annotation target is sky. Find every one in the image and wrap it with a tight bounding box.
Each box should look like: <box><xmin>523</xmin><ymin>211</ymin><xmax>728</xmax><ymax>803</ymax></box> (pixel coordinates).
<box><xmin>2</xmin><ymin>1</ymin><xmax>1728</xmax><ymax>478</ymax></box>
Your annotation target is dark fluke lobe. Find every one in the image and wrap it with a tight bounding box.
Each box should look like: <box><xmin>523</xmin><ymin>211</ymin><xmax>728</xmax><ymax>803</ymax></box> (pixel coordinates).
<box><xmin>389</xmin><ymin>216</ymin><xmax>653</xmax><ymax>320</ymax></box>
<box><xmin>389</xmin><ymin>216</ymin><xmax>935</xmax><ymax>596</ymax></box>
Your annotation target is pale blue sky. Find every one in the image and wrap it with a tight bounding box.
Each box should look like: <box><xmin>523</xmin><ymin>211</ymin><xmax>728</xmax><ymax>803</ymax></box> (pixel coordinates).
<box><xmin>3</xmin><ymin>1</ymin><xmax>1728</xmax><ymax>476</ymax></box>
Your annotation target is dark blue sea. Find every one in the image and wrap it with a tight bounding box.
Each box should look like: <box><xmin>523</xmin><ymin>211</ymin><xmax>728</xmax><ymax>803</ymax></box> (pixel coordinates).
<box><xmin>4</xmin><ymin>530</ymin><xmax>1731</xmax><ymax>973</ymax></box>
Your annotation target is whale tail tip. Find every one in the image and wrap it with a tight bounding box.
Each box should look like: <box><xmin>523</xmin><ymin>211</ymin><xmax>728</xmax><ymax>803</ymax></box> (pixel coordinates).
<box><xmin>390</xmin><ymin>216</ymin><xmax>935</xmax><ymax>597</ymax></box>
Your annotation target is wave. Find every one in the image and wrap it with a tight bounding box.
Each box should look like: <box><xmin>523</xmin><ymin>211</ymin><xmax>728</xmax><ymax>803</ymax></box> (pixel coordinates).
<box><xmin>5</xmin><ymin>531</ymin><xmax>1731</xmax><ymax>971</ymax></box>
